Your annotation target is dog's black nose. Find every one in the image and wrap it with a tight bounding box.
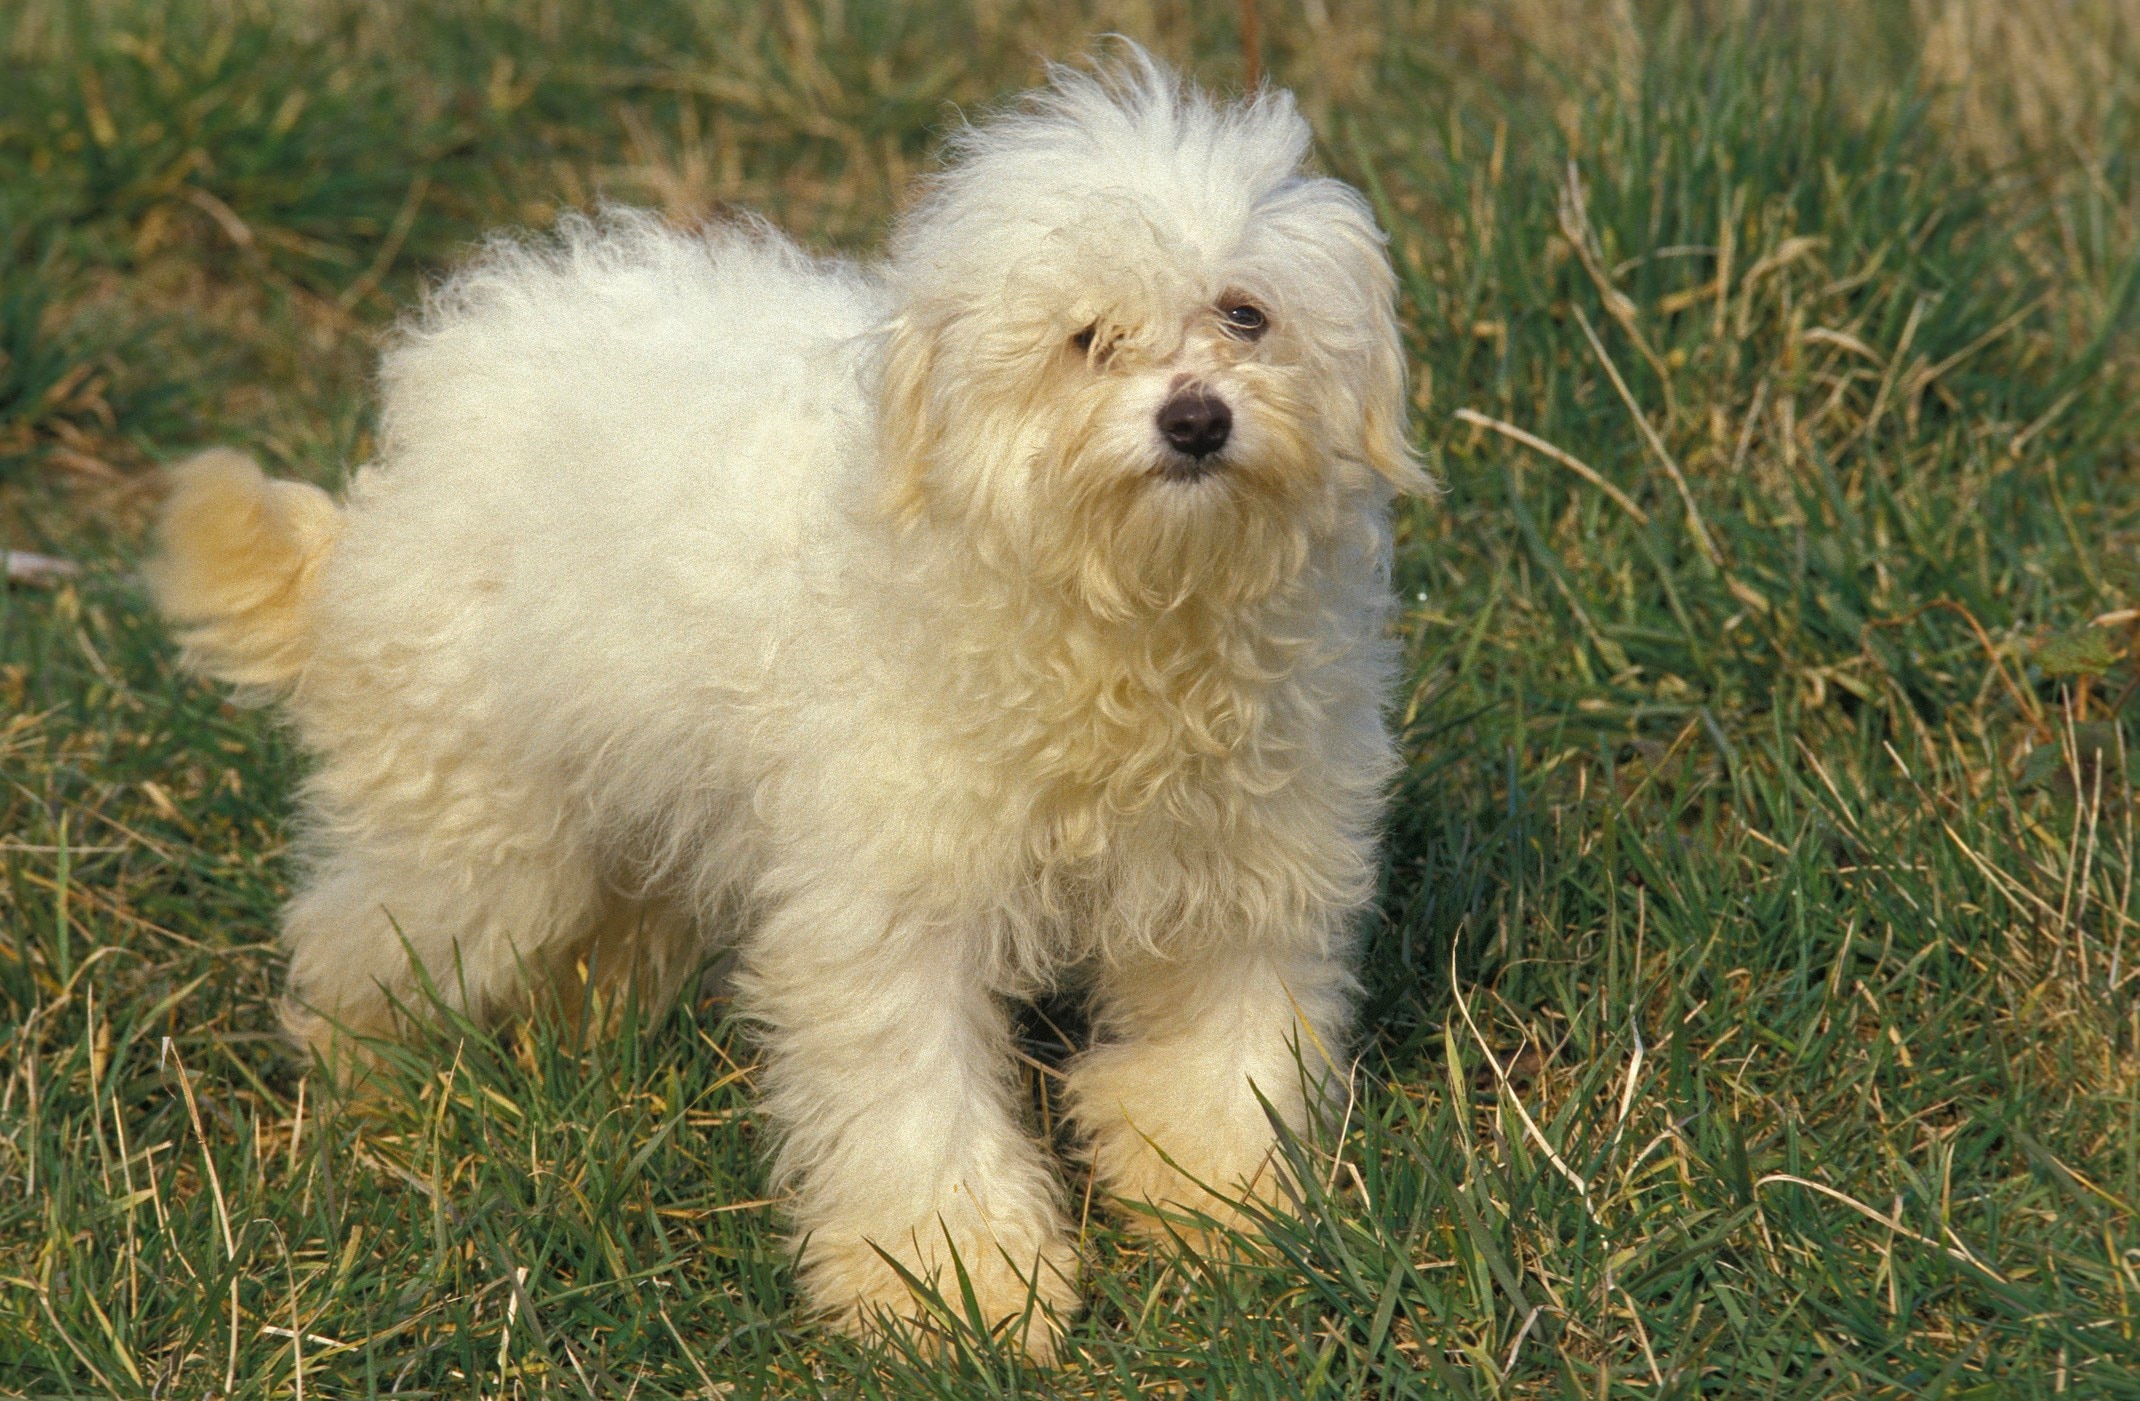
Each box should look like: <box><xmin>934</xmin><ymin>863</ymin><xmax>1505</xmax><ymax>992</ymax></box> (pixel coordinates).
<box><xmin>1157</xmin><ymin>390</ymin><xmax>1232</xmax><ymax>459</ymax></box>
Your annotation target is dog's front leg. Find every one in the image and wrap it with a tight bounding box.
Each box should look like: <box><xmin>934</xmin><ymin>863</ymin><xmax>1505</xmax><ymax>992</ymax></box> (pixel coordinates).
<box><xmin>741</xmin><ymin>897</ymin><xmax>1077</xmax><ymax>1358</ymax></box>
<box><xmin>1067</xmin><ymin>938</ymin><xmax>1356</xmax><ymax>1241</ymax></box>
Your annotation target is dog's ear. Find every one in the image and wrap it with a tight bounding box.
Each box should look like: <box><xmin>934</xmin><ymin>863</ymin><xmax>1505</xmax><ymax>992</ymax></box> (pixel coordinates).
<box><xmin>1300</xmin><ymin>179</ymin><xmax>1435</xmax><ymax>496</ymax></box>
<box><xmin>878</xmin><ymin>313</ymin><xmax>939</xmax><ymax>520</ymax></box>
<box><xmin>1356</xmin><ymin>297</ymin><xmax>1434</xmax><ymax>496</ymax></box>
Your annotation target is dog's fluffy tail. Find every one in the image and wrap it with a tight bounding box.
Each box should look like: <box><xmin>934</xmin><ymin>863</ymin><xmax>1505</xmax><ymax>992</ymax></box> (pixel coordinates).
<box><xmin>147</xmin><ymin>449</ymin><xmax>341</xmax><ymax>693</ymax></box>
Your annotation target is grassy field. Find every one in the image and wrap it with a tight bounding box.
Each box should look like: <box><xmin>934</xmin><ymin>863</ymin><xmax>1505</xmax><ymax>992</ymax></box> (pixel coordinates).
<box><xmin>5</xmin><ymin>1</ymin><xmax>2140</xmax><ymax>1395</ymax></box>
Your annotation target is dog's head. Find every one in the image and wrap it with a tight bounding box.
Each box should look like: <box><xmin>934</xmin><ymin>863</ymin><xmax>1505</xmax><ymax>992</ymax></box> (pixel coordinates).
<box><xmin>879</xmin><ymin>47</ymin><xmax>1428</xmax><ymax>615</ymax></box>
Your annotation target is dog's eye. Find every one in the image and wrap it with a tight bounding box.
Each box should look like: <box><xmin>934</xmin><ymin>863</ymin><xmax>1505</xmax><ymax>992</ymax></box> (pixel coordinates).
<box><xmin>1070</xmin><ymin>324</ymin><xmax>1098</xmax><ymax>355</ymax></box>
<box><xmin>1221</xmin><ymin>302</ymin><xmax>1268</xmax><ymax>339</ymax></box>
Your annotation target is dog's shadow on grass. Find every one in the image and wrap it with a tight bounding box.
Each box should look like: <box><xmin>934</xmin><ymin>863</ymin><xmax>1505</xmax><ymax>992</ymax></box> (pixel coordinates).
<box><xmin>1363</xmin><ymin>739</ymin><xmax>1550</xmax><ymax>1048</ymax></box>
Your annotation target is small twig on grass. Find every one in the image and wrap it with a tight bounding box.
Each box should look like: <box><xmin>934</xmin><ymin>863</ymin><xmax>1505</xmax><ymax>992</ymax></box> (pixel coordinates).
<box><xmin>1502</xmin><ymin>1304</ymin><xmax>1543</xmax><ymax>1372</ymax></box>
<box><xmin>1450</xmin><ymin>950</ymin><xmax>1601</xmax><ymax>1224</ymax></box>
<box><xmin>1572</xmin><ymin>306</ymin><xmax>1722</xmax><ymax>567</ymax></box>
<box><xmin>1755</xmin><ymin>1173</ymin><xmax>2005</xmax><ymax>1283</ymax></box>
<box><xmin>1558</xmin><ymin>163</ymin><xmax>1675</xmax><ymax>407</ymax></box>
<box><xmin>1454</xmin><ymin>408</ymin><xmax>1651</xmax><ymax>525</ymax></box>
<box><xmin>182</xmin><ymin>185</ymin><xmax>255</xmax><ymax>249</ymax></box>
<box><xmin>4</xmin><ymin>550</ymin><xmax>81</xmax><ymax>586</ymax></box>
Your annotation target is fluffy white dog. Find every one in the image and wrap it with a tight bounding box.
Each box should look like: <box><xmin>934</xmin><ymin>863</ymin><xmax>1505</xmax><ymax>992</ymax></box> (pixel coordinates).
<box><xmin>150</xmin><ymin>49</ymin><xmax>1426</xmax><ymax>1358</ymax></box>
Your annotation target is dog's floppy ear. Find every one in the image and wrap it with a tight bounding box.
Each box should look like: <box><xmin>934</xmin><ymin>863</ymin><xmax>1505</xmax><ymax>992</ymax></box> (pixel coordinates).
<box><xmin>878</xmin><ymin>312</ymin><xmax>939</xmax><ymax>520</ymax></box>
<box><xmin>1303</xmin><ymin>178</ymin><xmax>1435</xmax><ymax>496</ymax></box>
<box><xmin>1357</xmin><ymin>297</ymin><xmax>1434</xmax><ymax>496</ymax></box>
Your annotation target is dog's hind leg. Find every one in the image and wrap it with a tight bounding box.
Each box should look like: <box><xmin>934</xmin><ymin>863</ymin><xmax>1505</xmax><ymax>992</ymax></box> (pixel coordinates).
<box><xmin>738</xmin><ymin>886</ymin><xmax>1080</xmax><ymax>1360</ymax></box>
<box><xmin>277</xmin><ymin>823</ymin><xmax>606</xmax><ymax>1077</ymax></box>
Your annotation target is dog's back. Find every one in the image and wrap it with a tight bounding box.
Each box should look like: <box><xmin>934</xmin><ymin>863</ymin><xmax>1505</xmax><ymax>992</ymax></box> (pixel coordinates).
<box><xmin>157</xmin><ymin>212</ymin><xmax>885</xmax><ymax>718</ymax></box>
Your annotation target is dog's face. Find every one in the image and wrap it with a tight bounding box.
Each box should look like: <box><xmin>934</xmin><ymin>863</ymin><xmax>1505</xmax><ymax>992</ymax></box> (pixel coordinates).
<box><xmin>881</xmin><ymin>56</ymin><xmax>1426</xmax><ymax>614</ymax></box>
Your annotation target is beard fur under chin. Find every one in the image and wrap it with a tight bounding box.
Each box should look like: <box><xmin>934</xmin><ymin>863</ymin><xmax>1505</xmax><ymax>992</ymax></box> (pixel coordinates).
<box><xmin>1026</xmin><ymin>418</ymin><xmax>1337</xmax><ymax>621</ymax></box>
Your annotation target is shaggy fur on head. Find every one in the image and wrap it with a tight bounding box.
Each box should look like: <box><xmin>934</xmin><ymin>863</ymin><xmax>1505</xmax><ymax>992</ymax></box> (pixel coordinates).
<box><xmin>150</xmin><ymin>47</ymin><xmax>1426</xmax><ymax>1360</ymax></box>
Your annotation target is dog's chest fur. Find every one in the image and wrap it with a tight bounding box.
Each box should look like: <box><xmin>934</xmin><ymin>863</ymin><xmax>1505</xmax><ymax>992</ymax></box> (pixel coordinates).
<box><xmin>818</xmin><ymin>507</ymin><xmax>1392</xmax><ymax>977</ymax></box>
<box><xmin>998</xmin><ymin>600</ymin><xmax>1310</xmax><ymax>852</ymax></box>
<box><xmin>910</xmin><ymin>560</ymin><xmax>1365</xmax><ymax>939</ymax></box>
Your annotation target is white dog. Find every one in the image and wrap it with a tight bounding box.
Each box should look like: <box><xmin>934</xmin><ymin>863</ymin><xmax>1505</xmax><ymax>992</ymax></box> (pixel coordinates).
<box><xmin>150</xmin><ymin>49</ymin><xmax>1426</xmax><ymax>1358</ymax></box>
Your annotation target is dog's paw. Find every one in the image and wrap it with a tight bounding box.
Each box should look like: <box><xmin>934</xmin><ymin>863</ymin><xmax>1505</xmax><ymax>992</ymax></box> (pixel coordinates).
<box><xmin>803</xmin><ymin>1219</ymin><xmax>1080</xmax><ymax>1363</ymax></box>
<box><xmin>1073</xmin><ymin>1082</ymin><xmax>1302</xmax><ymax>1250</ymax></box>
<box><xmin>1089</xmin><ymin>1132</ymin><xmax>1291</xmax><ymax>1247</ymax></box>
<box><xmin>1061</xmin><ymin>953</ymin><xmax>1355</xmax><ymax>1253</ymax></box>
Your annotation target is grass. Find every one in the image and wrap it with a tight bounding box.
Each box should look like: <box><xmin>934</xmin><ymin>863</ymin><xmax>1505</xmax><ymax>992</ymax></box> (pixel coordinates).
<box><xmin>3</xmin><ymin>0</ymin><xmax>2139</xmax><ymax>1394</ymax></box>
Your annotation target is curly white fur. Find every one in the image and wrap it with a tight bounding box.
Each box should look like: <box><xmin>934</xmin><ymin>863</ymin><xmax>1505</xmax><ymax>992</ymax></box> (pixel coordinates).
<box><xmin>150</xmin><ymin>48</ymin><xmax>1426</xmax><ymax>1359</ymax></box>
